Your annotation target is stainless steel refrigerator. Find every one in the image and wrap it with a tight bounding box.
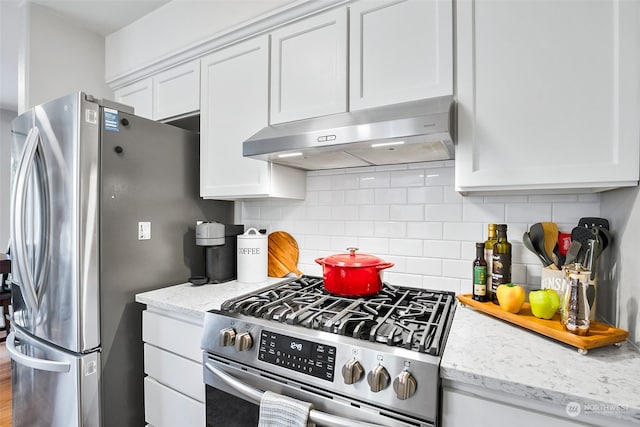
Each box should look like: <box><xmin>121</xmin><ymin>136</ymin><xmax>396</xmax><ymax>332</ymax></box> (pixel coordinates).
<box><xmin>7</xmin><ymin>92</ymin><xmax>232</xmax><ymax>426</ymax></box>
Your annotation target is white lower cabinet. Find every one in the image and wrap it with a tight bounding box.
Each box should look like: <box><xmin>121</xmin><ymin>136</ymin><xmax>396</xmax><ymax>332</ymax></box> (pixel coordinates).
<box><xmin>442</xmin><ymin>382</ymin><xmax>634</xmax><ymax>427</ymax></box>
<box><xmin>142</xmin><ymin>309</ymin><xmax>205</xmax><ymax>427</ymax></box>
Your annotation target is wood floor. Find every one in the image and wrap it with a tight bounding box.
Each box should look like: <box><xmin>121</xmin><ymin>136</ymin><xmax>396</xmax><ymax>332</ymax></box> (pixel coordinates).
<box><xmin>0</xmin><ymin>342</ymin><xmax>11</xmax><ymax>427</ymax></box>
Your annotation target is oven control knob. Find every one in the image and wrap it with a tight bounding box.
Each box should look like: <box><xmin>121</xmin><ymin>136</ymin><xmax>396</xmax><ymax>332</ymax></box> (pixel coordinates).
<box><xmin>367</xmin><ymin>364</ymin><xmax>390</xmax><ymax>392</ymax></box>
<box><xmin>219</xmin><ymin>328</ymin><xmax>236</xmax><ymax>347</ymax></box>
<box><xmin>393</xmin><ymin>370</ymin><xmax>417</xmax><ymax>400</ymax></box>
<box><xmin>342</xmin><ymin>359</ymin><xmax>364</xmax><ymax>385</ymax></box>
<box><xmin>235</xmin><ymin>332</ymin><xmax>253</xmax><ymax>351</ymax></box>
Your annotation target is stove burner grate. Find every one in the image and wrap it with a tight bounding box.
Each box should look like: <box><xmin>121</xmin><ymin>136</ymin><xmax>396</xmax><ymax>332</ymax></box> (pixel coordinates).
<box><xmin>222</xmin><ymin>276</ymin><xmax>455</xmax><ymax>355</ymax></box>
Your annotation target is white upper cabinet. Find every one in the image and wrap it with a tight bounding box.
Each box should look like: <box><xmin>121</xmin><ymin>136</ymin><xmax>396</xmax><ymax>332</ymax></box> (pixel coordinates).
<box><xmin>270</xmin><ymin>8</ymin><xmax>348</xmax><ymax>124</ymax></box>
<box><xmin>349</xmin><ymin>0</ymin><xmax>453</xmax><ymax>111</ymax></box>
<box><xmin>114</xmin><ymin>60</ymin><xmax>200</xmax><ymax>121</ymax></box>
<box><xmin>200</xmin><ymin>36</ymin><xmax>305</xmax><ymax>199</ymax></box>
<box><xmin>455</xmin><ymin>0</ymin><xmax>640</xmax><ymax>194</ymax></box>
<box><xmin>152</xmin><ymin>61</ymin><xmax>200</xmax><ymax>121</ymax></box>
<box><xmin>114</xmin><ymin>77</ymin><xmax>153</xmax><ymax>119</ymax></box>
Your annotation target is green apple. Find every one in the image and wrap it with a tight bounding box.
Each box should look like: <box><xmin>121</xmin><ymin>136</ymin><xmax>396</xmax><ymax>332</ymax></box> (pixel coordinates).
<box><xmin>529</xmin><ymin>289</ymin><xmax>560</xmax><ymax>319</ymax></box>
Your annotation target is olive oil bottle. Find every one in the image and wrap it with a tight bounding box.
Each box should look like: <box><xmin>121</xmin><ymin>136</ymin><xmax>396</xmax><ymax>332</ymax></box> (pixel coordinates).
<box><xmin>491</xmin><ymin>224</ymin><xmax>512</xmax><ymax>304</ymax></box>
<box><xmin>484</xmin><ymin>224</ymin><xmax>498</xmax><ymax>301</ymax></box>
<box><xmin>473</xmin><ymin>242</ymin><xmax>488</xmax><ymax>302</ymax></box>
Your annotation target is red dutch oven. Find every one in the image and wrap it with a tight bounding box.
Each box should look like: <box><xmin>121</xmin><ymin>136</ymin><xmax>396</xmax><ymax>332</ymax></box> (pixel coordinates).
<box><xmin>315</xmin><ymin>248</ymin><xmax>394</xmax><ymax>297</ymax></box>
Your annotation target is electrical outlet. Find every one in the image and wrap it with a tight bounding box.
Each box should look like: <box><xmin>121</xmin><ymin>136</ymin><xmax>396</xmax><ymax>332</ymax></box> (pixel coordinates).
<box><xmin>138</xmin><ymin>222</ymin><xmax>151</xmax><ymax>240</ymax></box>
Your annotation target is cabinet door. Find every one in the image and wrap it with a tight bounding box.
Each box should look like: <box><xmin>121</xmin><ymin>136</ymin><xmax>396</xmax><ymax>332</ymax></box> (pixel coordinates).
<box><xmin>153</xmin><ymin>60</ymin><xmax>200</xmax><ymax>120</ymax></box>
<box><xmin>455</xmin><ymin>0</ymin><xmax>640</xmax><ymax>194</ymax></box>
<box><xmin>349</xmin><ymin>0</ymin><xmax>453</xmax><ymax>110</ymax></box>
<box><xmin>114</xmin><ymin>78</ymin><xmax>153</xmax><ymax>119</ymax></box>
<box><xmin>270</xmin><ymin>8</ymin><xmax>348</xmax><ymax>124</ymax></box>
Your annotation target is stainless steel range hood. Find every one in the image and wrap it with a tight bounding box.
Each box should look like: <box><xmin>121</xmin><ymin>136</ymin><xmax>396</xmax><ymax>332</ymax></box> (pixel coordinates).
<box><xmin>243</xmin><ymin>95</ymin><xmax>455</xmax><ymax>170</ymax></box>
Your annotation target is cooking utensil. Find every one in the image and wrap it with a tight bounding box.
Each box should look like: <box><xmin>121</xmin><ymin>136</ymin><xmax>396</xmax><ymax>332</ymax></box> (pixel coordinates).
<box><xmin>523</xmin><ymin>231</ymin><xmax>551</xmax><ymax>267</ymax></box>
<box><xmin>578</xmin><ymin>217</ymin><xmax>610</xmax><ymax>230</ymax></box>
<box><xmin>570</xmin><ymin>226</ymin><xmax>598</xmax><ymax>264</ymax></box>
<box><xmin>268</xmin><ymin>231</ymin><xmax>303</xmax><ymax>277</ymax></box>
<box><xmin>529</xmin><ymin>223</ymin><xmax>554</xmax><ymax>267</ymax></box>
<box><xmin>541</xmin><ymin>222</ymin><xmax>559</xmax><ymax>263</ymax></box>
<box><xmin>315</xmin><ymin>248</ymin><xmax>394</xmax><ymax>296</ymax></box>
<box><xmin>564</xmin><ymin>241</ymin><xmax>582</xmax><ymax>265</ymax></box>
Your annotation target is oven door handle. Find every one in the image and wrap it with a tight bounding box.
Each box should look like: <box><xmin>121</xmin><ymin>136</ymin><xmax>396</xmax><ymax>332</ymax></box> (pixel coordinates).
<box><xmin>205</xmin><ymin>362</ymin><xmax>388</xmax><ymax>427</ymax></box>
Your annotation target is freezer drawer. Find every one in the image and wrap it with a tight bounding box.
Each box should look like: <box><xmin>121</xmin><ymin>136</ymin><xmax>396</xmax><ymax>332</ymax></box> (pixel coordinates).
<box><xmin>7</xmin><ymin>328</ymin><xmax>100</xmax><ymax>427</ymax></box>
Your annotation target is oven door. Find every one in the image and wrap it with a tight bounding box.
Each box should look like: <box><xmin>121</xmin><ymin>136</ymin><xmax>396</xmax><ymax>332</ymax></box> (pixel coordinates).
<box><xmin>204</xmin><ymin>354</ymin><xmax>434</xmax><ymax>427</ymax></box>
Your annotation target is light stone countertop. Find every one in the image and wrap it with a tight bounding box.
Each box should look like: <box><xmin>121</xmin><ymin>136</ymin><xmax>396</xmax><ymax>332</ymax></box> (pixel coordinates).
<box><xmin>441</xmin><ymin>303</ymin><xmax>640</xmax><ymax>424</ymax></box>
<box><xmin>135</xmin><ymin>277</ymin><xmax>285</xmax><ymax>320</ymax></box>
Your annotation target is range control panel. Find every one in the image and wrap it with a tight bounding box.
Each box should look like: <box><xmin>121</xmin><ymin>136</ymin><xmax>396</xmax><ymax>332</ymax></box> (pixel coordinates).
<box><xmin>258</xmin><ymin>330</ymin><xmax>336</xmax><ymax>382</ymax></box>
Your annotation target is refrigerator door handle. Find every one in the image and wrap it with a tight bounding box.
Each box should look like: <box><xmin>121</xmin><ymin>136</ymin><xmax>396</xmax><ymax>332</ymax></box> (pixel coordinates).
<box><xmin>10</xmin><ymin>126</ymin><xmax>49</xmax><ymax>312</ymax></box>
<box><xmin>6</xmin><ymin>332</ymin><xmax>71</xmax><ymax>373</ymax></box>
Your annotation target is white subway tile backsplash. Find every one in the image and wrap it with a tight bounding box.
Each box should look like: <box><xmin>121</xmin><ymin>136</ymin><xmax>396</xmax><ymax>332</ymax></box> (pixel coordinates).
<box><xmin>426</xmin><ymin>204</ymin><xmax>463</xmax><ymax>221</ymax></box>
<box><xmin>442</xmin><ymin>259</ymin><xmax>470</xmax><ymax>279</ymax></box>
<box><xmin>344</xmin><ymin>221</ymin><xmax>375</xmax><ymax>237</ymax></box>
<box><xmin>345</xmin><ymin>189</ymin><xmax>375</xmax><ymax>205</ymax></box>
<box><xmin>306</xmin><ymin>174</ymin><xmax>332</xmax><ymax>191</ymax></box>
<box><xmin>360</xmin><ymin>205</ymin><xmax>390</xmax><ymax>221</ymax></box>
<box><xmin>317</xmin><ymin>221</ymin><xmax>346</xmax><ymax>236</ymax></box>
<box><xmin>390</xmin><ymin>169</ymin><xmax>425</xmax><ymax>187</ymax></box>
<box><xmin>390</xmin><ymin>204</ymin><xmax>423</xmax><ymax>221</ymax></box>
<box><xmin>376</xmin><ymin>188</ymin><xmax>408</xmax><ymax>204</ymax></box>
<box><xmin>407</xmin><ymin>222</ymin><xmax>443</xmax><ymax>239</ymax></box>
<box><xmin>356</xmin><ymin>237</ymin><xmax>389</xmax><ymax>254</ymax></box>
<box><xmin>305</xmin><ymin>235</ymin><xmax>332</xmax><ymax>249</ymax></box>
<box><xmin>359</xmin><ymin>172</ymin><xmax>390</xmax><ymax>188</ymax></box>
<box><xmin>405</xmin><ymin>257</ymin><xmax>442</xmax><ymax>275</ymax></box>
<box><xmin>240</xmin><ymin>164</ymin><xmax>601</xmax><ymax>293</ymax></box>
<box><xmin>331</xmin><ymin>174</ymin><xmax>360</xmax><ymax>190</ymax></box>
<box><xmin>443</xmin><ymin>186</ymin><xmax>463</xmax><ymax>204</ymax></box>
<box><xmin>423</xmin><ymin>240</ymin><xmax>460</xmax><ymax>259</ymax></box>
<box><xmin>462</xmin><ymin>203</ymin><xmax>505</xmax><ymax>223</ymax></box>
<box><xmin>389</xmin><ymin>239</ymin><xmax>423</xmax><ymax>256</ymax></box>
<box><xmin>331</xmin><ymin>206</ymin><xmax>359</xmax><ymax>221</ymax></box>
<box><xmin>424</xmin><ymin>167</ymin><xmax>455</xmax><ymax>186</ymax></box>
<box><xmin>407</xmin><ymin>186</ymin><xmax>444</xmax><ymax>204</ymax></box>
<box><xmin>374</xmin><ymin>221</ymin><xmax>407</xmax><ymax>238</ymax></box>
<box><xmin>307</xmin><ymin>205</ymin><xmax>332</xmax><ymax>220</ymax></box>
<box><xmin>329</xmin><ymin>236</ymin><xmax>356</xmax><ymax>252</ymax></box>
<box><xmin>443</xmin><ymin>223</ymin><xmax>483</xmax><ymax>241</ymax></box>
<box><xmin>506</xmin><ymin>203</ymin><xmax>552</xmax><ymax>223</ymax></box>
<box><xmin>529</xmin><ymin>194</ymin><xmax>578</xmax><ymax>203</ymax></box>
<box><xmin>423</xmin><ymin>276</ymin><xmax>462</xmax><ymax>294</ymax></box>
<box><xmin>552</xmin><ymin>203</ymin><xmax>600</xmax><ymax>224</ymax></box>
<box><xmin>384</xmin><ymin>272</ymin><xmax>424</xmax><ymax>289</ymax></box>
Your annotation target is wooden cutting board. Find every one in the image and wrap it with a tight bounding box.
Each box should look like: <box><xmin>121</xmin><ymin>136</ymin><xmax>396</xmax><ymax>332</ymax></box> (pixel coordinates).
<box><xmin>457</xmin><ymin>294</ymin><xmax>628</xmax><ymax>353</ymax></box>
<box><xmin>268</xmin><ymin>231</ymin><xmax>303</xmax><ymax>278</ymax></box>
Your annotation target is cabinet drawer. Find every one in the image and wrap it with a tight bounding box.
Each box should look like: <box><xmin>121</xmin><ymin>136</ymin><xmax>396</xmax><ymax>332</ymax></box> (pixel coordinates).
<box><xmin>142</xmin><ymin>310</ymin><xmax>203</xmax><ymax>362</ymax></box>
<box><xmin>144</xmin><ymin>377</ymin><xmax>204</xmax><ymax>427</ymax></box>
<box><xmin>144</xmin><ymin>343</ymin><xmax>204</xmax><ymax>402</ymax></box>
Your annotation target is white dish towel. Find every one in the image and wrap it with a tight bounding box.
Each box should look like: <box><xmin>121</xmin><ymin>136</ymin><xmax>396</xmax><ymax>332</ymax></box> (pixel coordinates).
<box><xmin>257</xmin><ymin>391</ymin><xmax>315</xmax><ymax>427</ymax></box>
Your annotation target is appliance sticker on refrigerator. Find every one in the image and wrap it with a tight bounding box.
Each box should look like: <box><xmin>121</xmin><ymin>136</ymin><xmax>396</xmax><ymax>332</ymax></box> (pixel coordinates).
<box><xmin>104</xmin><ymin>107</ymin><xmax>119</xmax><ymax>132</ymax></box>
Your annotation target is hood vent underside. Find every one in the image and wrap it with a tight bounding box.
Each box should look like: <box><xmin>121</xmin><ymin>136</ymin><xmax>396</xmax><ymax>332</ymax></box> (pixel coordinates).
<box><xmin>243</xmin><ymin>95</ymin><xmax>456</xmax><ymax>171</ymax></box>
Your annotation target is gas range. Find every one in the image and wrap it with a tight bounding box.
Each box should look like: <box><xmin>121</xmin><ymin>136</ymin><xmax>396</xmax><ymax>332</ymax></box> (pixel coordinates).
<box><xmin>201</xmin><ymin>276</ymin><xmax>456</xmax><ymax>427</ymax></box>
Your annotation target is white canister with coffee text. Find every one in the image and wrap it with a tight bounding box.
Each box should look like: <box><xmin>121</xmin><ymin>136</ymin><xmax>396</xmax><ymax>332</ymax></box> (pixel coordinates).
<box><xmin>237</xmin><ymin>228</ymin><xmax>267</xmax><ymax>283</ymax></box>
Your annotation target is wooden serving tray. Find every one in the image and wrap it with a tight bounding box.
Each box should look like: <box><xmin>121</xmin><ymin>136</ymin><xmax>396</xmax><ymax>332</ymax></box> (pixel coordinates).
<box><xmin>457</xmin><ymin>294</ymin><xmax>628</xmax><ymax>354</ymax></box>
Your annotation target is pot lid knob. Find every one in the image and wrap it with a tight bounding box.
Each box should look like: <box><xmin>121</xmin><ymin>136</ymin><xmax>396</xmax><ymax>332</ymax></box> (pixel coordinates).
<box><xmin>347</xmin><ymin>247</ymin><xmax>359</xmax><ymax>257</ymax></box>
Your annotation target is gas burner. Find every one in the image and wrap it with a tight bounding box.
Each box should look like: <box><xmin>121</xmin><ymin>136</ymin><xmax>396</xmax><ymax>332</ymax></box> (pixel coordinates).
<box><xmin>222</xmin><ymin>276</ymin><xmax>455</xmax><ymax>356</ymax></box>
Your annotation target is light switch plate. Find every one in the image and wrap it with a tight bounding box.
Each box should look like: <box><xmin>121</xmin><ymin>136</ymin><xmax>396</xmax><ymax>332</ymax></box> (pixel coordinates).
<box><xmin>138</xmin><ymin>221</ymin><xmax>151</xmax><ymax>240</ymax></box>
